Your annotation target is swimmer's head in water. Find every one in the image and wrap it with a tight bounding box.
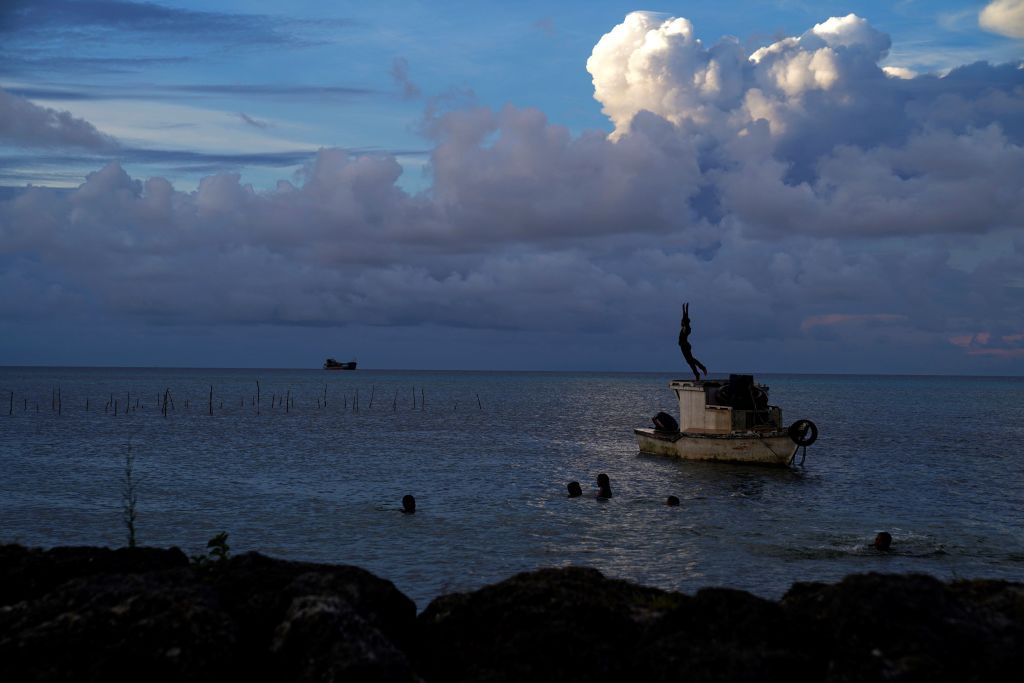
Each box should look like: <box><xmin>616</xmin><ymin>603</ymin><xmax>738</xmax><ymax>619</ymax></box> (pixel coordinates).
<box><xmin>597</xmin><ymin>473</ymin><xmax>609</xmax><ymax>487</ymax></box>
<box><xmin>567</xmin><ymin>481</ymin><xmax>582</xmax><ymax>498</ymax></box>
<box><xmin>666</xmin><ymin>495</ymin><xmax>680</xmax><ymax>506</ymax></box>
<box><xmin>596</xmin><ymin>473</ymin><xmax>612</xmax><ymax>498</ymax></box>
<box><xmin>402</xmin><ymin>494</ymin><xmax>416</xmax><ymax>514</ymax></box>
<box><xmin>873</xmin><ymin>531</ymin><xmax>892</xmax><ymax>551</ymax></box>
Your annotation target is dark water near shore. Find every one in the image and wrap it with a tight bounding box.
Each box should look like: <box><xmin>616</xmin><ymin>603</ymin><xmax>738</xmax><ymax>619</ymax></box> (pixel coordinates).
<box><xmin>1</xmin><ymin>368</ymin><xmax>1022</xmax><ymax>608</ymax></box>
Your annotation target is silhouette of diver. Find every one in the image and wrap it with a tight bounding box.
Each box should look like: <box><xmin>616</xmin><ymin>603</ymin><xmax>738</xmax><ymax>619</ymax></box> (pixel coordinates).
<box><xmin>401</xmin><ymin>495</ymin><xmax>416</xmax><ymax>514</ymax></box>
<box><xmin>678</xmin><ymin>302</ymin><xmax>708</xmax><ymax>382</ymax></box>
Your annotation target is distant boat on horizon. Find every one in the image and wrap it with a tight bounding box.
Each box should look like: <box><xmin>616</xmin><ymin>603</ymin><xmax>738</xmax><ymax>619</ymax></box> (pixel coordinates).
<box><xmin>323</xmin><ymin>358</ymin><xmax>357</xmax><ymax>370</ymax></box>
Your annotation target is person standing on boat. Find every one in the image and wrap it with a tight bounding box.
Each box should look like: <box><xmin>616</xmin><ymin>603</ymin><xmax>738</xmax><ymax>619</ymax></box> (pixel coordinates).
<box><xmin>678</xmin><ymin>302</ymin><xmax>708</xmax><ymax>381</ymax></box>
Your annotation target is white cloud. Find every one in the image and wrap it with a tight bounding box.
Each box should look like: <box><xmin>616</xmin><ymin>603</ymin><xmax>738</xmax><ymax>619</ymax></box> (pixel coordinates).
<box><xmin>586</xmin><ymin>11</ymin><xmax>746</xmax><ymax>137</ymax></box>
<box><xmin>980</xmin><ymin>0</ymin><xmax>1024</xmax><ymax>38</ymax></box>
<box><xmin>882</xmin><ymin>65</ymin><xmax>917</xmax><ymax>79</ymax></box>
<box><xmin>588</xmin><ymin>12</ymin><xmax>892</xmax><ymax>139</ymax></box>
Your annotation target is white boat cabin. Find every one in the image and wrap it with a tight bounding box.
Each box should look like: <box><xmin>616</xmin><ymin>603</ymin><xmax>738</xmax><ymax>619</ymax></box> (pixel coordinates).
<box><xmin>672</xmin><ymin>375</ymin><xmax>782</xmax><ymax>435</ymax></box>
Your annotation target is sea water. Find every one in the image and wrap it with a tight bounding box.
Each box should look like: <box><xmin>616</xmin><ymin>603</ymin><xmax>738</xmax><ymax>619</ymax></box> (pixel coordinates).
<box><xmin>1</xmin><ymin>368</ymin><xmax>1022</xmax><ymax>608</ymax></box>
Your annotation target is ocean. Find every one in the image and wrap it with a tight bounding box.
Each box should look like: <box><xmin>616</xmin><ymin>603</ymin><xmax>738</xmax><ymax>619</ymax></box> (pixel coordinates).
<box><xmin>1</xmin><ymin>367</ymin><xmax>1022</xmax><ymax>608</ymax></box>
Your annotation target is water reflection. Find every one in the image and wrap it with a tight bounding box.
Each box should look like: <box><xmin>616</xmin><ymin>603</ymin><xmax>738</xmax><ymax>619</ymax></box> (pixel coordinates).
<box><xmin>1</xmin><ymin>368</ymin><xmax>1022</xmax><ymax>608</ymax></box>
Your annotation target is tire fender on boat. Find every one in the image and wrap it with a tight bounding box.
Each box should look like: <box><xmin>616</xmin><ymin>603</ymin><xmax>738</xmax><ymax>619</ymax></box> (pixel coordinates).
<box><xmin>788</xmin><ymin>419</ymin><xmax>818</xmax><ymax>447</ymax></box>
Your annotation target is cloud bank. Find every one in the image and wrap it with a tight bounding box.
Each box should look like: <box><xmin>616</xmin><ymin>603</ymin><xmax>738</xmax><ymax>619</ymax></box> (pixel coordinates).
<box><xmin>1</xmin><ymin>12</ymin><xmax>1023</xmax><ymax>370</ymax></box>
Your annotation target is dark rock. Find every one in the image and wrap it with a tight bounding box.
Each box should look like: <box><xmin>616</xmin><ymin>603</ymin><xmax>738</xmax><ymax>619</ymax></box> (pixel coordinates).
<box><xmin>0</xmin><ymin>545</ymin><xmax>417</xmax><ymax>683</ymax></box>
<box><xmin>636</xmin><ymin>587</ymin><xmax>821</xmax><ymax>682</ymax></box>
<box><xmin>415</xmin><ymin>566</ymin><xmax>678</xmax><ymax>683</ymax></box>
<box><xmin>208</xmin><ymin>551</ymin><xmax>417</xmax><ymax>654</ymax></box>
<box><xmin>0</xmin><ymin>544</ymin><xmax>189</xmax><ymax>606</ymax></box>
<box><xmin>271</xmin><ymin>594</ymin><xmax>420</xmax><ymax>682</ymax></box>
<box><xmin>0</xmin><ymin>569</ymin><xmax>236</xmax><ymax>682</ymax></box>
<box><xmin>782</xmin><ymin>573</ymin><xmax>1024</xmax><ymax>682</ymax></box>
<box><xmin>3</xmin><ymin>545</ymin><xmax>1022</xmax><ymax>683</ymax></box>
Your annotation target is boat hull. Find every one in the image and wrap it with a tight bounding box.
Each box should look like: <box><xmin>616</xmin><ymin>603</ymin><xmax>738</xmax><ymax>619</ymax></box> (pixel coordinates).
<box><xmin>634</xmin><ymin>428</ymin><xmax>799</xmax><ymax>466</ymax></box>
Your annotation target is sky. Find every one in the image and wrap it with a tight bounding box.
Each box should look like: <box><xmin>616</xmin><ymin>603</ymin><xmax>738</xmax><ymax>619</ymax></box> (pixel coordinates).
<box><xmin>0</xmin><ymin>0</ymin><xmax>1022</xmax><ymax>373</ymax></box>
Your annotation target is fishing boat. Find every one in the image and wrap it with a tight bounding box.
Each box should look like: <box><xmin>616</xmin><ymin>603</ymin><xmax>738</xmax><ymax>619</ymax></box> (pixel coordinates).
<box><xmin>634</xmin><ymin>374</ymin><xmax>817</xmax><ymax>466</ymax></box>
<box><xmin>323</xmin><ymin>358</ymin><xmax>357</xmax><ymax>370</ymax></box>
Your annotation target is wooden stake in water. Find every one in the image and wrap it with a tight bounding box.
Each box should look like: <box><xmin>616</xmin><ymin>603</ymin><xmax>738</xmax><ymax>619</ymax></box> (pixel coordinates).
<box><xmin>323</xmin><ymin>382</ymin><xmax>328</xmax><ymax>408</ymax></box>
<box><xmin>393</xmin><ymin>388</ymin><xmax>398</xmax><ymax>412</ymax></box>
<box><xmin>421</xmin><ymin>387</ymin><xmax>425</xmax><ymax>411</ymax></box>
<box><xmin>286</xmin><ymin>389</ymin><xmax>290</xmax><ymax>413</ymax></box>
<box><xmin>209</xmin><ymin>385</ymin><xmax>213</xmax><ymax>416</ymax></box>
<box><xmin>9</xmin><ymin>390</ymin><xmax>12</xmax><ymax>416</ymax></box>
<box><xmin>412</xmin><ymin>386</ymin><xmax>416</xmax><ymax>410</ymax></box>
<box><xmin>368</xmin><ymin>385</ymin><xmax>375</xmax><ymax>410</ymax></box>
<box><xmin>477</xmin><ymin>393</ymin><xmax>482</xmax><ymax>410</ymax></box>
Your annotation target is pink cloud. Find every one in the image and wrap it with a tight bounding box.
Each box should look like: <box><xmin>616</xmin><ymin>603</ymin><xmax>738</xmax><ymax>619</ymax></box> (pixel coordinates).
<box><xmin>967</xmin><ymin>348</ymin><xmax>1024</xmax><ymax>358</ymax></box>
<box><xmin>948</xmin><ymin>331</ymin><xmax>994</xmax><ymax>348</ymax></box>
<box><xmin>949</xmin><ymin>334</ymin><xmax>974</xmax><ymax>348</ymax></box>
<box><xmin>950</xmin><ymin>330</ymin><xmax>1024</xmax><ymax>358</ymax></box>
<box><xmin>800</xmin><ymin>313</ymin><xmax>906</xmax><ymax>333</ymax></box>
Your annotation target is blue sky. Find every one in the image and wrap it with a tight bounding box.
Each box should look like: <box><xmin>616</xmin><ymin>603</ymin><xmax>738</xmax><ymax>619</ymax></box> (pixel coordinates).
<box><xmin>3</xmin><ymin>0</ymin><xmax>1020</xmax><ymax>187</ymax></box>
<box><xmin>1</xmin><ymin>1</ymin><xmax>1022</xmax><ymax>372</ymax></box>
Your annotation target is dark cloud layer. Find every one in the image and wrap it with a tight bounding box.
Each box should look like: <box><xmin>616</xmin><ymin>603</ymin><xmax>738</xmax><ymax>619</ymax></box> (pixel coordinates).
<box><xmin>1</xmin><ymin>12</ymin><xmax>1022</xmax><ymax>370</ymax></box>
<box><xmin>0</xmin><ymin>0</ymin><xmax>347</xmax><ymax>44</ymax></box>
<box><xmin>0</xmin><ymin>89</ymin><xmax>117</xmax><ymax>149</ymax></box>
<box><xmin>0</xmin><ymin>55</ymin><xmax>191</xmax><ymax>77</ymax></box>
<box><xmin>3</xmin><ymin>83</ymin><xmax>375</xmax><ymax>102</ymax></box>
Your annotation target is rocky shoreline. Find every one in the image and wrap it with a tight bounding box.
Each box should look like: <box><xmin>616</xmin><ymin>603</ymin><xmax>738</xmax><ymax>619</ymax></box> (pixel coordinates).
<box><xmin>1</xmin><ymin>544</ymin><xmax>1021</xmax><ymax>682</ymax></box>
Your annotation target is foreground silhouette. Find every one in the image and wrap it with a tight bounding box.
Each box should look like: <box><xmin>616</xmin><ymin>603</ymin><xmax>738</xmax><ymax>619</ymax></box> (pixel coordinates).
<box><xmin>1</xmin><ymin>544</ymin><xmax>1018</xmax><ymax>683</ymax></box>
<box><xmin>678</xmin><ymin>302</ymin><xmax>708</xmax><ymax>381</ymax></box>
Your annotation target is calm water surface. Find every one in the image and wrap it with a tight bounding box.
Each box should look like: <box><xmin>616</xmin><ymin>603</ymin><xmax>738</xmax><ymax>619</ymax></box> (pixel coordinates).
<box><xmin>1</xmin><ymin>368</ymin><xmax>1022</xmax><ymax>608</ymax></box>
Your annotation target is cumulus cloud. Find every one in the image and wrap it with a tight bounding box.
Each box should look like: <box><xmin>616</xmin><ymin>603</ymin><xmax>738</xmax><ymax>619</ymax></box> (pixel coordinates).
<box><xmin>0</xmin><ymin>88</ymin><xmax>117</xmax><ymax>148</ymax></box>
<box><xmin>587</xmin><ymin>11</ymin><xmax>1024</xmax><ymax>238</ymax></box>
<box><xmin>1</xmin><ymin>12</ymin><xmax>1023</xmax><ymax>370</ymax></box>
<box><xmin>980</xmin><ymin>0</ymin><xmax>1024</xmax><ymax>38</ymax></box>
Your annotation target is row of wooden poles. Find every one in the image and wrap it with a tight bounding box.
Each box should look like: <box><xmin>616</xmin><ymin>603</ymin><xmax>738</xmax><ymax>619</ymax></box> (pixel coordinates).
<box><xmin>6</xmin><ymin>383</ymin><xmax>485</xmax><ymax>416</ymax></box>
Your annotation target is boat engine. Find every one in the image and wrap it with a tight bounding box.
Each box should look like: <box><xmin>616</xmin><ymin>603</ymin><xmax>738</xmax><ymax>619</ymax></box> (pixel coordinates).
<box><xmin>652</xmin><ymin>411</ymin><xmax>679</xmax><ymax>433</ymax></box>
